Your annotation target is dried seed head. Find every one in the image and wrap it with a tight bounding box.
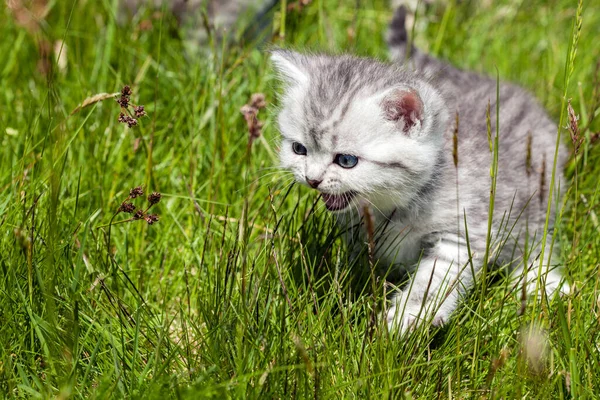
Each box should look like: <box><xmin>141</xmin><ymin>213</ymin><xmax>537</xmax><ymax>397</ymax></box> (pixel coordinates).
<box><xmin>486</xmin><ymin>101</ymin><xmax>492</xmax><ymax>152</ymax></box>
<box><xmin>567</xmin><ymin>99</ymin><xmax>579</xmax><ymax>137</ymax></box>
<box><xmin>520</xmin><ymin>325</ymin><xmax>548</xmax><ymax>375</ymax></box>
<box><xmin>452</xmin><ymin>112</ymin><xmax>459</xmax><ymax>168</ymax></box>
<box><xmin>241</xmin><ymin>93</ymin><xmax>268</xmax><ymax>145</ymax></box>
<box><xmin>287</xmin><ymin>0</ymin><xmax>312</xmax><ymax>11</ymax></box>
<box><xmin>117</xmin><ymin>113</ymin><xmax>138</xmax><ymax>128</ymax></box>
<box><xmin>240</xmin><ymin>104</ymin><xmax>257</xmax><ymax>119</ymax></box>
<box><xmin>119</xmin><ymin>201</ymin><xmax>136</xmax><ymax>214</ymax></box>
<box><xmin>250</xmin><ymin>93</ymin><xmax>266</xmax><ymax>109</ymax></box>
<box><xmin>139</xmin><ymin>19</ymin><xmax>153</xmax><ymax>31</ymax></box>
<box><xmin>539</xmin><ymin>153</ymin><xmax>546</xmax><ymax>204</ymax></box>
<box><xmin>133</xmin><ymin>209</ymin><xmax>145</xmax><ymax>220</ymax></box>
<box><xmin>487</xmin><ymin>347</ymin><xmax>510</xmax><ymax>384</ymax></box>
<box><xmin>525</xmin><ymin>131</ymin><xmax>533</xmax><ymax>177</ymax></box>
<box><xmin>241</xmin><ymin>104</ymin><xmax>263</xmax><ymax>142</ymax></box>
<box><xmin>130</xmin><ymin>186</ymin><xmax>144</xmax><ymax>199</ymax></box>
<box><xmin>133</xmin><ymin>105</ymin><xmax>146</xmax><ymax>118</ymax></box>
<box><xmin>148</xmin><ymin>192</ymin><xmax>161</xmax><ymax>205</ymax></box>
<box><xmin>567</xmin><ymin>99</ymin><xmax>582</xmax><ymax>154</ymax></box>
<box><xmin>362</xmin><ymin>205</ymin><xmax>376</xmax><ymax>268</ymax></box>
<box><xmin>126</xmin><ymin>116</ymin><xmax>138</xmax><ymax>128</ymax></box>
<box><xmin>116</xmin><ymin>95</ymin><xmax>129</xmax><ymax>108</ymax></box>
<box><xmin>145</xmin><ymin>214</ymin><xmax>159</xmax><ymax>225</ymax></box>
<box><xmin>122</xmin><ymin>85</ymin><xmax>132</xmax><ymax>96</ymax></box>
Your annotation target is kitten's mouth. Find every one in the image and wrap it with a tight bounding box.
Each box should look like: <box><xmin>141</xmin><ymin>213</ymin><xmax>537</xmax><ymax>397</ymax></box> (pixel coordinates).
<box><xmin>321</xmin><ymin>191</ymin><xmax>357</xmax><ymax>211</ymax></box>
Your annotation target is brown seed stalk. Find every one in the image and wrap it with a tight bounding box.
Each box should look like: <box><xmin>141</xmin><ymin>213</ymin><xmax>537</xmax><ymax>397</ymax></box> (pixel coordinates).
<box><xmin>567</xmin><ymin>99</ymin><xmax>582</xmax><ymax>154</ymax></box>
<box><xmin>452</xmin><ymin>112</ymin><xmax>459</xmax><ymax>168</ymax></box>
<box><xmin>148</xmin><ymin>192</ymin><xmax>161</xmax><ymax>206</ymax></box>
<box><xmin>119</xmin><ymin>202</ymin><xmax>136</xmax><ymax>214</ymax></box>
<box><xmin>133</xmin><ymin>209</ymin><xmax>145</xmax><ymax>220</ymax></box>
<box><xmin>133</xmin><ymin>105</ymin><xmax>146</xmax><ymax>118</ymax></box>
<box><xmin>241</xmin><ymin>93</ymin><xmax>267</xmax><ymax>145</ymax></box>
<box><xmin>539</xmin><ymin>153</ymin><xmax>546</xmax><ymax>204</ymax></box>
<box><xmin>115</xmin><ymin>85</ymin><xmax>146</xmax><ymax>128</ymax></box>
<box><xmin>144</xmin><ymin>214</ymin><xmax>159</xmax><ymax>225</ymax></box>
<box><xmin>130</xmin><ymin>186</ymin><xmax>144</xmax><ymax>199</ymax></box>
<box><xmin>525</xmin><ymin>131</ymin><xmax>533</xmax><ymax>177</ymax></box>
<box><xmin>103</xmin><ymin>186</ymin><xmax>162</xmax><ymax>229</ymax></box>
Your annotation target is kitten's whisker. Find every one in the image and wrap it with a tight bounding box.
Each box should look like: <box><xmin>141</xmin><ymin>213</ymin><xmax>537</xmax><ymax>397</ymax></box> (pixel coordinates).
<box><xmin>255</xmin><ymin>166</ymin><xmax>284</xmax><ymax>172</ymax></box>
<box><xmin>253</xmin><ymin>171</ymin><xmax>292</xmax><ymax>183</ymax></box>
<box><xmin>271</xmin><ymin>178</ymin><xmax>297</xmax><ymax>193</ymax></box>
<box><xmin>238</xmin><ymin>172</ymin><xmax>295</xmax><ymax>193</ymax></box>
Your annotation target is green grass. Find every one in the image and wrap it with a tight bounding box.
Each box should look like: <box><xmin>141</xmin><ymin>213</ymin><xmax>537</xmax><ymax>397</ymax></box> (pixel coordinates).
<box><xmin>1</xmin><ymin>0</ymin><xmax>600</xmax><ymax>398</ymax></box>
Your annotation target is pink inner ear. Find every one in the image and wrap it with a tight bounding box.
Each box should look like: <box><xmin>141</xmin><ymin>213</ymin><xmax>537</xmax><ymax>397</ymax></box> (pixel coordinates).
<box><xmin>382</xmin><ymin>89</ymin><xmax>424</xmax><ymax>133</ymax></box>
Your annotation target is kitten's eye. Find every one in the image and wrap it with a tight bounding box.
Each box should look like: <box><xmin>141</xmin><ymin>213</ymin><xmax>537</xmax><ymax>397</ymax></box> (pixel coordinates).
<box><xmin>292</xmin><ymin>142</ymin><xmax>307</xmax><ymax>155</ymax></box>
<box><xmin>334</xmin><ymin>154</ymin><xmax>359</xmax><ymax>168</ymax></box>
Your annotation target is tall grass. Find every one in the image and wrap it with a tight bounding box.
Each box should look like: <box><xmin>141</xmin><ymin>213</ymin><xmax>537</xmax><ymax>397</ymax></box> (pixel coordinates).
<box><xmin>0</xmin><ymin>0</ymin><xmax>599</xmax><ymax>398</ymax></box>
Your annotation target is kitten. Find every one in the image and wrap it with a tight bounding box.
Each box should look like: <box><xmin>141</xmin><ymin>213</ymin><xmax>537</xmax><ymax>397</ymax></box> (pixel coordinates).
<box><xmin>271</xmin><ymin>6</ymin><xmax>568</xmax><ymax>333</ymax></box>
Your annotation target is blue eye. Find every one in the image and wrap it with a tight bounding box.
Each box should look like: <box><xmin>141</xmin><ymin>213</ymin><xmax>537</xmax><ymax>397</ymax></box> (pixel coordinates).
<box><xmin>335</xmin><ymin>154</ymin><xmax>358</xmax><ymax>168</ymax></box>
<box><xmin>292</xmin><ymin>142</ymin><xmax>307</xmax><ymax>155</ymax></box>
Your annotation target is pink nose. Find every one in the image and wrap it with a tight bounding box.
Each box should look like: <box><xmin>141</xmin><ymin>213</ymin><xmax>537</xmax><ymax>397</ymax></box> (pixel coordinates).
<box><xmin>306</xmin><ymin>178</ymin><xmax>322</xmax><ymax>189</ymax></box>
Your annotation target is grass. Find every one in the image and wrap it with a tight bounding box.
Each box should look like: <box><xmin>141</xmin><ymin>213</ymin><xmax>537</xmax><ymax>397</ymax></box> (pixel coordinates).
<box><xmin>1</xmin><ymin>0</ymin><xmax>600</xmax><ymax>398</ymax></box>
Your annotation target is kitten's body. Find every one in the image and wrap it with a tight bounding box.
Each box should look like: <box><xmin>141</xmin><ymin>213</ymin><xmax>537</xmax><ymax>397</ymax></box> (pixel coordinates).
<box><xmin>273</xmin><ymin>7</ymin><xmax>567</xmax><ymax>332</ymax></box>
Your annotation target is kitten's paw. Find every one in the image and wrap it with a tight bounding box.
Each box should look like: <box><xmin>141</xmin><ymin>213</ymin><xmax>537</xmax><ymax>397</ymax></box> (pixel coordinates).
<box><xmin>524</xmin><ymin>270</ymin><xmax>569</xmax><ymax>298</ymax></box>
<box><xmin>385</xmin><ymin>302</ymin><xmax>419</xmax><ymax>334</ymax></box>
<box><xmin>431</xmin><ymin>313</ymin><xmax>448</xmax><ymax>327</ymax></box>
<box><xmin>559</xmin><ymin>281</ymin><xmax>571</xmax><ymax>296</ymax></box>
<box><xmin>385</xmin><ymin>299</ymin><xmax>450</xmax><ymax>334</ymax></box>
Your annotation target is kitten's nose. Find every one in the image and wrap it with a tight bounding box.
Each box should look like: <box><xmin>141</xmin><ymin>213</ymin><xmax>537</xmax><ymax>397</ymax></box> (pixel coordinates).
<box><xmin>306</xmin><ymin>178</ymin><xmax>322</xmax><ymax>189</ymax></box>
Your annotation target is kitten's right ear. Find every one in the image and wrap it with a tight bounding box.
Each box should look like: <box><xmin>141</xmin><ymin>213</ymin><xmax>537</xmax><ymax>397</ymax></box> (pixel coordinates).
<box><xmin>270</xmin><ymin>49</ymin><xmax>309</xmax><ymax>86</ymax></box>
<box><xmin>381</xmin><ymin>88</ymin><xmax>424</xmax><ymax>135</ymax></box>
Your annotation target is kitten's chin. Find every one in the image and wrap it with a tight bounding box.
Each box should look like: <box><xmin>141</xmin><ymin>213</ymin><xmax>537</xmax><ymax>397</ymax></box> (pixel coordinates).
<box><xmin>321</xmin><ymin>191</ymin><xmax>357</xmax><ymax>212</ymax></box>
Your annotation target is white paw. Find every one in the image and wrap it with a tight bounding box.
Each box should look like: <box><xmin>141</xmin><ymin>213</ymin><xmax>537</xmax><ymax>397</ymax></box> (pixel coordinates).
<box><xmin>385</xmin><ymin>302</ymin><xmax>418</xmax><ymax>333</ymax></box>
<box><xmin>385</xmin><ymin>298</ymin><xmax>450</xmax><ymax>334</ymax></box>
<box><xmin>524</xmin><ymin>271</ymin><xmax>569</xmax><ymax>298</ymax></box>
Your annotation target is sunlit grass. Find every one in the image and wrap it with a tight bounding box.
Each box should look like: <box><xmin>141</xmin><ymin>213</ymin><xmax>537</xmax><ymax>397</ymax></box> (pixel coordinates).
<box><xmin>0</xmin><ymin>0</ymin><xmax>599</xmax><ymax>398</ymax></box>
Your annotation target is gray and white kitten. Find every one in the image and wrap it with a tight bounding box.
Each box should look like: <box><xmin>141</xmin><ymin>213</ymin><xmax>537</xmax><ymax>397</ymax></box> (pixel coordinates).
<box><xmin>272</xmin><ymin>6</ymin><xmax>568</xmax><ymax>333</ymax></box>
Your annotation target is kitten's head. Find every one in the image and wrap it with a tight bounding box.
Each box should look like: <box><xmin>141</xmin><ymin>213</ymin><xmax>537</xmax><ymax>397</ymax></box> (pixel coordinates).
<box><xmin>271</xmin><ymin>50</ymin><xmax>449</xmax><ymax>215</ymax></box>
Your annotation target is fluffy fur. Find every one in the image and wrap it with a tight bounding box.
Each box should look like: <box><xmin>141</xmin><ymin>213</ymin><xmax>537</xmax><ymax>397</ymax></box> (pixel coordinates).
<box><xmin>272</xmin><ymin>6</ymin><xmax>567</xmax><ymax>333</ymax></box>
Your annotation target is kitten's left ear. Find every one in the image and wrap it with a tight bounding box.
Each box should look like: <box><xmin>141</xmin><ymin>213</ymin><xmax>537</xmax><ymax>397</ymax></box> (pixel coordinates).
<box><xmin>270</xmin><ymin>49</ymin><xmax>309</xmax><ymax>86</ymax></box>
<box><xmin>380</xmin><ymin>88</ymin><xmax>424</xmax><ymax>134</ymax></box>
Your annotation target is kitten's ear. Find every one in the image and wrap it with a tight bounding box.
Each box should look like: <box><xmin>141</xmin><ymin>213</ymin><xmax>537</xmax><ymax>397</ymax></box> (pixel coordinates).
<box><xmin>270</xmin><ymin>49</ymin><xmax>309</xmax><ymax>86</ymax></box>
<box><xmin>380</xmin><ymin>88</ymin><xmax>424</xmax><ymax>134</ymax></box>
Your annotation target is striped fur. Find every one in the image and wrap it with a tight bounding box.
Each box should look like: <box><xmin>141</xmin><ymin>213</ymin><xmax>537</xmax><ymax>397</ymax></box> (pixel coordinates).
<box><xmin>272</xmin><ymin>6</ymin><xmax>568</xmax><ymax>334</ymax></box>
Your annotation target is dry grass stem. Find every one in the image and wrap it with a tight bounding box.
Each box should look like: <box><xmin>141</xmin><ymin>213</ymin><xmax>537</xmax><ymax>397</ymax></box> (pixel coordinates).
<box><xmin>486</xmin><ymin>100</ymin><xmax>493</xmax><ymax>152</ymax></box>
<box><xmin>363</xmin><ymin>205</ymin><xmax>376</xmax><ymax>269</ymax></box>
<box><xmin>525</xmin><ymin>131</ymin><xmax>533</xmax><ymax>177</ymax></box>
<box><xmin>452</xmin><ymin>112</ymin><xmax>459</xmax><ymax>168</ymax></box>
<box><xmin>70</xmin><ymin>92</ymin><xmax>120</xmax><ymax>115</ymax></box>
<box><xmin>539</xmin><ymin>153</ymin><xmax>546</xmax><ymax>204</ymax></box>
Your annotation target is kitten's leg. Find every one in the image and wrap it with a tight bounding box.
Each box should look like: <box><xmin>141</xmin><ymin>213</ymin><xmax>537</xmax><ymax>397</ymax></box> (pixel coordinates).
<box><xmin>386</xmin><ymin>234</ymin><xmax>474</xmax><ymax>333</ymax></box>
